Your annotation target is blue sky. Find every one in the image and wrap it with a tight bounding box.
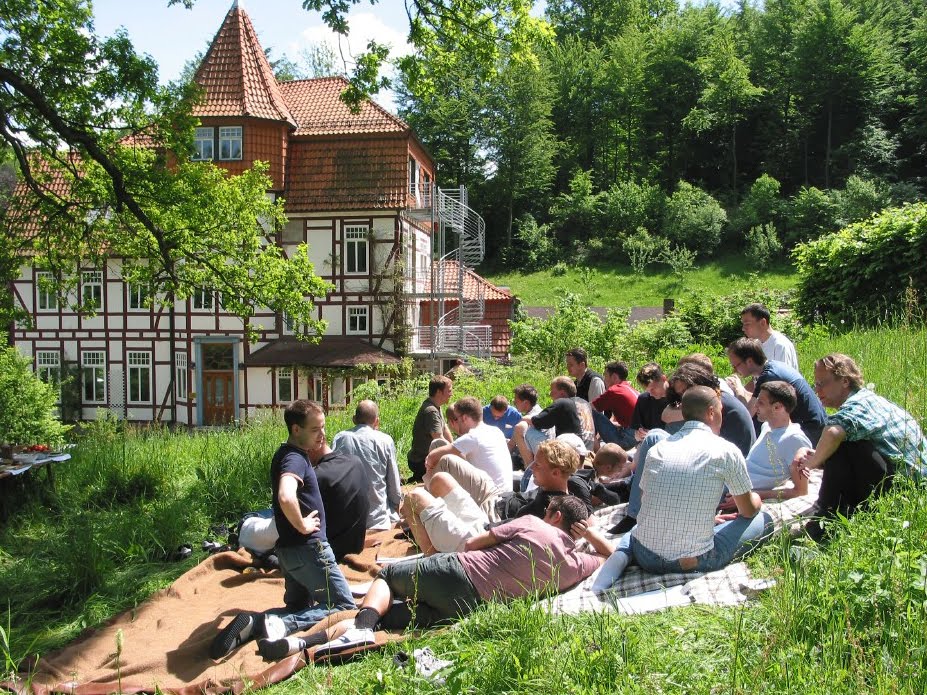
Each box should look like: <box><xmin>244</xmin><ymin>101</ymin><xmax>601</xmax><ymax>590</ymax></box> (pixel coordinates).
<box><xmin>91</xmin><ymin>0</ymin><xmax>414</xmax><ymax>84</ymax></box>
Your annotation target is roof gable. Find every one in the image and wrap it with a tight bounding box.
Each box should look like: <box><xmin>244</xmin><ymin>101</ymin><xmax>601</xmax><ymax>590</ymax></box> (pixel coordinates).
<box><xmin>278</xmin><ymin>77</ymin><xmax>408</xmax><ymax>136</ymax></box>
<box><xmin>192</xmin><ymin>4</ymin><xmax>296</xmax><ymax>126</ymax></box>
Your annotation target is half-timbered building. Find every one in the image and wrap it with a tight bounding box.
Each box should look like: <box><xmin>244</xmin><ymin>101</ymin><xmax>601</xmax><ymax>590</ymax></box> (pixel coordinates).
<box><xmin>7</xmin><ymin>2</ymin><xmax>514</xmax><ymax>425</ymax></box>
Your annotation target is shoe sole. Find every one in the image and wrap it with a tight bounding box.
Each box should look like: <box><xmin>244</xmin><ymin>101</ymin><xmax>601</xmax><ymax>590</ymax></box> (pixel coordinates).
<box><xmin>257</xmin><ymin>638</ymin><xmax>292</xmax><ymax>661</ymax></box>
<box><xmin>210</xmin><ymin>613</ymin><xmax>253</xmax><ymax>659</ymax></box>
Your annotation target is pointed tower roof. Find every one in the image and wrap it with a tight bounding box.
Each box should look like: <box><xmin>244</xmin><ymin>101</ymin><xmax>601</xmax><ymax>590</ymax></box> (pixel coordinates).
<box><xmin>191</xmin><ymin>3</ymin><xmax>296</xmax><ymax>126</ymax></box>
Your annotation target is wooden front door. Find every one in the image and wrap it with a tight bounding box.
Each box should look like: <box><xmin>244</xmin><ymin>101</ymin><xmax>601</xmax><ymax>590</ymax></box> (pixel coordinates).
<box><xmin>200</xmin><ymin>343</ymin><xmax>235</xmax><ymax>426</ymax></box>
<box><xmin>202</xmin><ymin>371</ymin><xmax>234</xmax><ymax>425</ymax></box>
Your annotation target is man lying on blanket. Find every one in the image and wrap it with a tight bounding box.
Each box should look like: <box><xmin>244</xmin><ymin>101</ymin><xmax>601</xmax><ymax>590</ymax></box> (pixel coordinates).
<box><xmin>594</xmin><ymin>386</ymin><xmax>774</xmax><ymax>591</ymax></box>
<box><xmin>258</xmin><ymin>495</ymin><xmax>613</xmax><ymax>659</ymax></box>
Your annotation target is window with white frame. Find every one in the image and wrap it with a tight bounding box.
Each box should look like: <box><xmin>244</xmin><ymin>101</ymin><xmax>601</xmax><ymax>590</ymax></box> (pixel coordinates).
<box><xmin>82</xmin><ymin>351</ymin><xmax>106</xmax><ymax>403</ymax></box>
<box><xmin>36</xmin><ymin>351</ymin><xmax>61</xmax><ymax>393</ymax></box>
<box><xmin>218</xmin><ymin>126</ymin><xmax>243</xmax><ymax>161</ymax></box>
<box><xmin>347</xmin><ymin>306</ymin><xmax>368</xmax><ymax>334</ymax></box>
<box><xmin>192</xmin><ymin>127</ymin><xmax>214</xmax><ymax>161</ymax></box>
<box><xmin>277</xmin><ymin>367</ymin><xmax>294</xmax><ymax>402</ymax></box>
<box><xmin>175</xmin><ymin>352</ymin><xmax>188</xmax><ymax>400</ymax></box>
<box><xmin>193</xmin><ymin>288</ymin><xmax>214</xmax><ymax>310</ymax></box>
<box><xmin>128</xmin><ymin>283</ymin><xmax>150</xmax><ymax>310</ymax></box>
<box><xmin>36</xmin><ymin>271</ymin><xmax>57</xmax><ymax>311</ymax></box>
<box><xmin>345</xmin><ymin>226</ymin><xmax>368</xmax><ymax>274</ymax></box>
<box><xmin>408</xmin><ymin>155</ymin><xmax>418</xmax><ymax>196</ymax></box>
<box><xmin>82</xmin><ymin>270</ymin><xmax>103</xmax><ymax>311</ymax></box>
<box><xmin>313</xmin><ymin>375</ymin><xmax>323</xmax><ymax>402</ymax></box>
<box><xmin>127</xmin><ymin>351</ymin><xmax>152</xmax><ymax>403</ymax></box>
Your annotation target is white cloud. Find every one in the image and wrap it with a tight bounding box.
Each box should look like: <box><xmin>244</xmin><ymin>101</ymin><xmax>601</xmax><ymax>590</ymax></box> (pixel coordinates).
<box><xmin>289</xmin><ymin>10</ymin><xmax>412</xmax><ymax>62</ymax></box>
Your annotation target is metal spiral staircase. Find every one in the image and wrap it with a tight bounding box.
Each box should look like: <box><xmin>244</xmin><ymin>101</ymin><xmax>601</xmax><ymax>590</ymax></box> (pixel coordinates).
<box><xmin>403</xmin><ymin>184</ymin><xmax>490</xmax><ymax>360</ymax></box>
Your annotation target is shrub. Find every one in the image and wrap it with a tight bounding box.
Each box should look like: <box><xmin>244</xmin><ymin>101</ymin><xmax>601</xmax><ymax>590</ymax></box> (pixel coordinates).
<box><xmin>551</xmin><ymin>261</ymin><xmax>569</xmax><ymax>277</ymax></box>
<box><xmin>793</xmin><ymin>202</ymin><xmax>927</xmax><ymax>325</ymax></box>
<box><xmin>600</xmin><ymin>179</ymin><xmax>665</xmax><ymax>244</ymax></box>
<box><xmin>513</xmin><ymin>214</ymin><xmax>556</xmax><ymax>271</ymax></box>
<box><xmin>623</xmin><ymin>227</ymin><xmax>669</xmax><ymax>275</ymax></box>
<box><xmin>621</xmin><ymin>316</ymin><xmax>694</xmax><ymax>366</ymax></box>
<box><xmin>834</xmin><ymin>175</ymin><xmax>891</xmax><ymax>227</ymax></box>
<box><xmin>675</xmin><ymin>284</ymin><xmax>795</xmax><ymax>346</ymax></box>
<box><xmin>662</xmin><ymin>181</ymin><xmax>727</xmax><ymax>256</ymax></box>
<box><xmin>510</xmin><ymin>293</ymin><xmax>630</xmax><ymax>368</ymax></box>
<box><xmin>549</xmin><ymin>169</ymin><xmax>604</xmax><ymax>242</ymax></box>
<box><xmin>732</xmin><ymin>174</ymin><xmax>783</xmax><ymax>240</ymax></box>
<box><xmin>0</xmin><ymin>346</ymin><xmax>70</xmax><ymax>447</ymax></box>
<box><xmin>745</xmin><ymin>222</ymin><xmax>782</xmax><ymax>266</ymax></box>
<box><xmin>658</xmin><ymin>243</ymin><xmax>696</xmax><ymax>278</ymax></box>
<box><xmin>784</xmin><ymin>185</ymin><xmax>839</xmax><ymax>246</ymax></box>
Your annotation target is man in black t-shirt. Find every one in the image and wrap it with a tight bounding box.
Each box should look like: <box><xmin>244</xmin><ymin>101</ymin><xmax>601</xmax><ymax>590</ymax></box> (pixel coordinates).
<box><xmin>512</xmin><ymin>376</ymin><xmax>582</xmax><ymax>468</ymax></box>
<box><xmin>311</xmin><ymin>438</ymin><xmax>371</xmax><ymax>559</ymax></box>
<box><xmin>210</xmin><ymin>400</ymin><xmax>356</xmax><ymax>661</ymax></box>
<box><xmin>630</xmin><ymin>362</ymin><xmax>670</xmax><ymax>441</ymax></box>
<box><xmin>407</xmin><ymin>375</ymin><xmax>454</xmax><ymax>482</ymax></box>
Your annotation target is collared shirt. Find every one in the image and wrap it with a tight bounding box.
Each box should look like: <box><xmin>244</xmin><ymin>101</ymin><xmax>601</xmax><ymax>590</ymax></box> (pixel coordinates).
<box><xmin>828</xmin><ymin>388</ymin><xmax>927</xmax><ymax>477</ymax></box>
<box><xmin>332</xmin><ymin>424</ymin><xmax>401</xmax><ymax>529</ymax></box>
<box><xmin>483</xmin><ymin>404</ymin><xmax>523</xmax><ymax>440</ymax></box>
<box><xmin>633</xmin><ymin>421</ymin><xmax>753</xmax><ymax>561</ymax></box>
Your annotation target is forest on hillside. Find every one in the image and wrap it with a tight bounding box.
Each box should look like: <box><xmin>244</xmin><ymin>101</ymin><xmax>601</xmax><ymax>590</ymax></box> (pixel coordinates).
<box><xmin>387</xmin><ymin>0</ymin><xmax>927</xmax><ymax>268</ymax></box>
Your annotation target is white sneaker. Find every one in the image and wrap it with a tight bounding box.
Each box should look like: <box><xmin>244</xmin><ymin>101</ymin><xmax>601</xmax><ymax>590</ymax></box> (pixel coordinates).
<box><xmin>314</xmin><ymin>627</ymin><xmax>376</xmax><ymax>657</ymax></box>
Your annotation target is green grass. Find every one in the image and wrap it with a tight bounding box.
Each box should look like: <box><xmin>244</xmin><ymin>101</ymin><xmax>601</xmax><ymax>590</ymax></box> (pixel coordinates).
<box><xmin>483</xmin><ymin>253</ymin><xmax>799</xmax><ymax>307</ymax></box>
<box><xmin>2</xmin><ymin>323</ymin><xmax>926</xmax><ymax>692</ymax></box>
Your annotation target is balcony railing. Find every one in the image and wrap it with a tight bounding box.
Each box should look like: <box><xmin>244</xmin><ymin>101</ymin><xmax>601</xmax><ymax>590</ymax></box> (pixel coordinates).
<box><xmin>409</xmin><ymin>325</ymin><xmax>492</xmax><ymax>357</ymax></box>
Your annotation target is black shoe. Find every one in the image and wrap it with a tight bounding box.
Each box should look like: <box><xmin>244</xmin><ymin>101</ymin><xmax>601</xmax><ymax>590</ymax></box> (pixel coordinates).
<box><xmin>210</xmin><ymin>612</ymin><xmax>257</xmax><ymax>659</ymax></box>
<box><xmin>258</xmin><ymin>636</ymin><xmax>301</xmax><ymax>661</ymax></box>
<box><xmin>608</xmin><ymin>516</ymin><xmax>636</xmax><ymax>535</ymax></box>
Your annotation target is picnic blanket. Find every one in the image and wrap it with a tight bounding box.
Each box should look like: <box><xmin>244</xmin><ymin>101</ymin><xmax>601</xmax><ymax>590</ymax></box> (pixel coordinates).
<box><xmin>6</xmin><ymin>528</ymin><xmax>416</xmax><ymax>695</ymax></box>
<box><xmin>7</xmin><ymin>476</ymin><xmax>820</xmax><ymax>694</ymax></box>
<box><xmin>546</xmin><ymin>471</ymin><xmax>822</xmax><ymax>615</ymax></box>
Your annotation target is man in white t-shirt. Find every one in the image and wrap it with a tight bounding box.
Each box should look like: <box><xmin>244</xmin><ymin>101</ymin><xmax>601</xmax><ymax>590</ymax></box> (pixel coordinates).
<box><xmin>720</xmin><ymin>380</ymin><xmax>812</xmax><ymax>509</ymax></box>
<box><xmin>741</xmin><ymin>302</ymin><xmax>798</xmax><ymax>370</ymax></box>
<box><xmin>425</xmin><ymin>396</ymin><xmax>513</xmax><ymax>490</ymax></box>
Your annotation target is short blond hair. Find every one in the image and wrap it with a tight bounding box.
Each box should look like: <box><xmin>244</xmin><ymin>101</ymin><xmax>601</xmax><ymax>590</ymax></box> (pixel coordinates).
<box><xmin>536</xmin><ymin>439</ymin><xmax>580</xmax><ymax>475</ymax></box>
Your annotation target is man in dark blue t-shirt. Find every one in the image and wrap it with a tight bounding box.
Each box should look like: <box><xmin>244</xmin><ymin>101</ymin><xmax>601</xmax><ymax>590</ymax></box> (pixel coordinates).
<box><xmin>725</xmin><ymin>337</ymin><xmax>826</xmax><ymax>445</ymax></box>
<box><xmin>211</xmin><ymin>400</ymin><xmax>355</xmax><ymax>661</ymax></box>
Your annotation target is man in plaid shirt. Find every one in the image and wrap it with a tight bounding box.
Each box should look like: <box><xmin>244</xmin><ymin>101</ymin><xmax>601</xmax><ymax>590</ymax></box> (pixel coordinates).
<box><xmin>793</xmin><ymin>353</ymin><xmax>927</xmax><ymax>537</ymax></box>
<box><xmin>593</xmin><ymin>386</ymin><xmax>771</xmax><ymax>591</ymax></box>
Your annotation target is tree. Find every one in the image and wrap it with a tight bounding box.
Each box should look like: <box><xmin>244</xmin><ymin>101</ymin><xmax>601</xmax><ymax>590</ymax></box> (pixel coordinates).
<box><xmin>0</xmin><ymin>345</ymin><xmax>70</xmax><ymax>447</ymax></box>
<box><xmin>0</xmin><ymin>0</ymin><xmax>330</xmax><ymax>337</ymax></box>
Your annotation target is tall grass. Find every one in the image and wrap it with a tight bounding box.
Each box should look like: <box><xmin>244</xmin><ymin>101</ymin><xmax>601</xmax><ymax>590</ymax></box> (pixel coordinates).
<box><xmin>1</xmin><ymin>324</ymin><xmax>925</xmax><ymax>691</ymax></box>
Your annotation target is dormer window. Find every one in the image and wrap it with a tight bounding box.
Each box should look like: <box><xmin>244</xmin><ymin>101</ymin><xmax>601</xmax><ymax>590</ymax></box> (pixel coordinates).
<box><xmin>219</xmin><ymin>127</ymin><xmax>243</xmax><ymax>161</ymax></box>
<box><xmin>193</xmin><ymin>127</ymin><xmax>214</xmax><ymax>161</ymax></box>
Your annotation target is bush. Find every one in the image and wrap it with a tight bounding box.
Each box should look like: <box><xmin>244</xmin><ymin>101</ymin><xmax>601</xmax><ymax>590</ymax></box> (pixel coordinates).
<box><xmin>658</xmin><ymin>243</ymin><xmax>696</xmax><ymax>278</ymax></box>
<box><xmin>510</xmin><ymin>293</ymin><xmax>630</xmax><ymax>368</ymax></box>
<box><xmin>662</xmin><ymin>181</ymin><xmax>727</xmax><ymax>256</ymax></box>
<box><xmin>623</xmin><ymin>227</ymin><xmax>669</xmax><ymax>275</ymax></box>
<box><xmin>675</xmin><ymin>284</ymin><xmax>795</xmax><ymax>346</ymax></box>
<box><xmin>513</xmin><ymin>214</ymin><xmax>557</xmax><ymax>271</ymax></box>
<box><xmin>835</xmin><ymin>175</ymin><xmax>892</xmax><ymax>228</ymax></box>
<box><xmin>621</xmin><ymin>316</ymin><xmax>694</xmax><ymax>366</ymax></box>
<box><xmin>549</xmin><ymin>169</ymin><xmax>604</xmax><ymax>242</ymax></box>
<box><xmin>732</xmin><ymin>174</ymin><xmax>783</xmax><ymax>240</ymax></box>
<box><xmin>600</xmin><ymin>180</ymin><xmax>665</xmax><ymax>245</ymax></box>
<box><xmin>745</xmin><ymin>222</ymin><xmax>782</xmax><ymax>266</ymax></box>
<box><xmin>793</xmin><ymin>202</ymin><xmax>927</xmax><ymax>325</ymax></box>
<box><xmin>0</xmin><ymin>346</ymin><xmax>70</xmax><ymax>447</ymax></box>
<box><xmin>784</xmin><ymin>186</ymin><xmax>839</xmax><ymax>246</ymax></box>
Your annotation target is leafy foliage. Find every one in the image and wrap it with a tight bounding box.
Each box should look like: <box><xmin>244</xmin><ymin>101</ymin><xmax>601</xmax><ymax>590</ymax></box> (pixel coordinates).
<box><xmin>793</xmin><ymin>202</ymin><xmax>927</xmax><ymax>324</ymax></box>
<box><xmin>662</xmin><ymin>181</ymin><xmax>727</xmax><ymax>256</ymax></box>
<box><xmin>675</xmin><ymin>283</ymin><xmax>796</xmax><ymax>347</ymax></box>
<box><xmin>0</xmin><ymin>346</ymin><xmax>70</xmax><ymax>446</ymax></box>
<box><xmin>784</xmin><ymin>186</ymin><xmax>840</xmax><ymax>246</ymax></box>
<box><xmin>745</xmin><ymin>222</ymin><xmax>783</xmax><ymax>267</ymax></box>
<box><xmin>623</xmin><ymin>227</ymin><xmax>668</xmax><ymax>275</ymax></box>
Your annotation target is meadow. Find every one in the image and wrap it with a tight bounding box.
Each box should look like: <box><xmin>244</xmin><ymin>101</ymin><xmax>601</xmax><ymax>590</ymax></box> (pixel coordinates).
<box><xmin>482</xmin><ymin>254</ymin><xmax>799</xmax><ymax>308</ymax></box>
<box><xmin>1</xmin><ymin>323</ymin><xmax>926</xmax><ymax>693</ymax></box>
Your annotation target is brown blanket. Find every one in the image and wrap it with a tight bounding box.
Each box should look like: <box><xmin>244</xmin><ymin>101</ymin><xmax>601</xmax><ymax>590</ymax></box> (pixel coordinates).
<box><xmin>9</xmin><ymin>529</ymin><xmax>417</xmax><ymax>695</ymax></box>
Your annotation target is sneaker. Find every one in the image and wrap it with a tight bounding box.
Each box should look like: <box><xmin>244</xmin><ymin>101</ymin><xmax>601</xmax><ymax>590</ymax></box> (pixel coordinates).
<box><xmin>313</xmin><ymin>627</ymin><xmax>376</xmax><ymax>657</ymax></box>
<box><xmin>412</xmin><ymin>647</ymin><xmax>453</xmax><ymax>680</ymax></box>
<box><xmin>210</xmin><ymin>612</ymin><xmax>257</xmax><ymax>659</ymax></box>
<box><xmin>257</xmin><ymin>636</ymin><xmax>303</xmax><ymax>661</ymax></box>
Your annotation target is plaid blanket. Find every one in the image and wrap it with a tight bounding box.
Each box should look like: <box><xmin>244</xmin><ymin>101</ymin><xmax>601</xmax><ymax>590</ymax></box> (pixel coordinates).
<box><xmin>545</xmin><ymin>472</ymin><xmax>821</xmax><ymax>615</ymax></box>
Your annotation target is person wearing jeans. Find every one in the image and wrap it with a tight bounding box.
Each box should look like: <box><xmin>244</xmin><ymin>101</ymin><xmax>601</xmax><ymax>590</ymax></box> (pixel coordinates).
<box><xmin>593</xmin><ymin>386</ymin><xmax>770</xmax><ymax>592</ymax></box>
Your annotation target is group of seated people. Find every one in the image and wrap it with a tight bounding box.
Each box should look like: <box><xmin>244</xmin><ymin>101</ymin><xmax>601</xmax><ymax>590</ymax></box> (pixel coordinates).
<box><xmin>210</xmin><ymin>302</ymin><xmax>927</xmax><ymax>662</ymax></box>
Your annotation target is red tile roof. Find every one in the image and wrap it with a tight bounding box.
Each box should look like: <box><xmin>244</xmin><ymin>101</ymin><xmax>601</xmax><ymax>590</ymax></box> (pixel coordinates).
<box><xmin>439</xmin><ymin>260</ymin><xmax>514</xmax><ymax>301</ymax></box>
<box><xmin>284</xmin><ymin>137</ymin><xmax>409</xmax><ymax>212</ymax></box>
<box><xmin>278</xmin><ymin>77</ymin><xmax>408</xmax><ymax>136</ymax></box>
<box><xmin>192</xmin><ymin>5</ymin><xmax>296</xmax><ymax>126</ymax></box>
